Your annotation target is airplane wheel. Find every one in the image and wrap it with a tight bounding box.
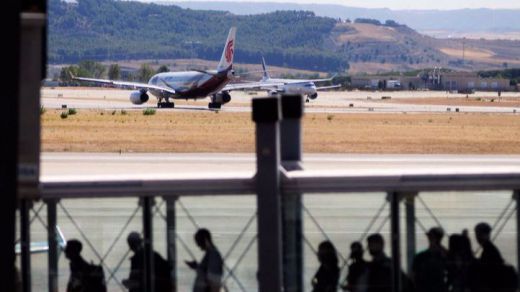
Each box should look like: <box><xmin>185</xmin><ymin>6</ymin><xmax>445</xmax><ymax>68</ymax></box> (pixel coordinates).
<box><xmin>208</xmin><ymin>102</ymin><xmax>221</xmax><ymax>109</ymax></box>
<box><xmin>158</xmin><ymin>102</ymin><xmax>175</xmax><ymax>108</ymax></box>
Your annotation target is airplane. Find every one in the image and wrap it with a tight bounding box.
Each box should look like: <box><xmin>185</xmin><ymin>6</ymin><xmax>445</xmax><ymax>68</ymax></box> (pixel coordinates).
<box><xmin>73</xmin><ymin>27</ymin><xmax>275</xmax><ymax>109</ymax></box>
<box><xmin>257</xmin><ymin>57</ymin><xmax>340</xmax><ymax>102</ymax></box>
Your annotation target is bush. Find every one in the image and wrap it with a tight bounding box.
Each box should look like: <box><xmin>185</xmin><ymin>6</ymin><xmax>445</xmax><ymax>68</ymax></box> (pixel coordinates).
<box><xmin>60</xmin><ymin>112</ymin><xmax>68</xmax><ymax>119</ymax></box>
<box><xmin>40</xmin><ymin>106</ymin><xmax>46</xmax><ymax>115</ymax></box>
<box><xmin>143</xmin><ymin>108</ymin><xmax>156</xmax><ymax>116</ymax></box>
<box><xmin>121</xmin><ymin>110</ymin><xmax>127</xmax><ymax>115</ymax></box>
<box><xmin>68</xmin><ymin>108</ymin><xmax>77</xmax><ymax>115</ymax></box>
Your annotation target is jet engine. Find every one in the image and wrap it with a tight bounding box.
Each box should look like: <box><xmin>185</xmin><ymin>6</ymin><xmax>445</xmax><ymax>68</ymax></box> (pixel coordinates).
<box><xmin>213</xmin><ymin>91</ymin><xmax>231</xmax><ymax>104</ymax></box>
<box><xmin>309</xmin><ymin>93</ymin><xmax>318</xmax><ymax>100</ymax></box>
<box><xmin>129</xmin><ymin>90</ymin><xmax>149</xmax><ymax>105</ymax></box>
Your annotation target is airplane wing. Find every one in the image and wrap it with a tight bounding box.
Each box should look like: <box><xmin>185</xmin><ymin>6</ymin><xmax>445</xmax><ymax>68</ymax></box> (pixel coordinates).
<box><xmin>15</xmin><ymin>226</ymin><xmax>66</xmax><ymax>255</ymax></box>
<box><xmin>316</xmin><ymin>85</ymin><xmax>342</xmax><ymax>91</ymax></box>
<box><xmin>222</xmin><ymin>81</ymin><xmax>285</xmax><ymax>91</ymax></box>
<box><xmin>73</xmin><ymin>77</ymin><xmax>176</xmax><ymax>95</ymax></box>
<box><xmin>283</xmin><ymin>76</ymin><xmax>336</xmax><ymax>83</ymax></box>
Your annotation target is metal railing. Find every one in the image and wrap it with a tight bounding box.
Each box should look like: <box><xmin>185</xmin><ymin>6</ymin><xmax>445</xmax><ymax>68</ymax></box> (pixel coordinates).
<box><xmin>17</xmin><ymin>95</ymin><xmax>520</xmax><ymax>292</ymax></box>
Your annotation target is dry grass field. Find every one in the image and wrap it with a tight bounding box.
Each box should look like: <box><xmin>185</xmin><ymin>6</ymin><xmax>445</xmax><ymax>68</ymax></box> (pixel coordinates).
<box><xmin>42</xmin><ymin>110</ymin><xmax>520</xmax><ymax>154</ymax></box>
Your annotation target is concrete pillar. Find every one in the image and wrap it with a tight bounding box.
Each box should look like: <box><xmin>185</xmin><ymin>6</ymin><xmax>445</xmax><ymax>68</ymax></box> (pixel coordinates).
<box><xmin>280</xmin><ymin>94</ymin><xmax>304</xmax><ymax>292</ymax></box>
<box><xmin>142</xmin><ymin>197</ymin><xmax>155</xmax><ymax>292</ymax></box>
<box><xmin>47</xmin><ymin>200</ymin><xmax>59</xmax><ymax>292</ymax></box>
<box><xmin>20</xmin><ymin>199</ymin><xmax>31</xmax><ymax>292</ymax></box>
<box><xmin>165</xmin><ymin>196</ymin><xmax>178</xmax><ymax>292</ymax></box>
<box><xmin>404</xmin><ymin>193</ymin><xmax>417</xmax><ymax>274</ymax></box>
<box><xmin>253</xmin><ymin>97</ymin><xmax>283</xmax><ymax>292</ymax></box>
<box><xmin>389</xmin><ymin>192</ymin><xmax>401</xmax><ymax>292</ymax></box>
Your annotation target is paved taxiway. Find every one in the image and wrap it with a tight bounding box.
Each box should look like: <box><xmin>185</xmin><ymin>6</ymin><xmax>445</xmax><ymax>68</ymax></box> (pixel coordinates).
<box><xmin>41</xmin><ymin>88</ymin><xmax>520</xmax><ymax>114</ymax></box>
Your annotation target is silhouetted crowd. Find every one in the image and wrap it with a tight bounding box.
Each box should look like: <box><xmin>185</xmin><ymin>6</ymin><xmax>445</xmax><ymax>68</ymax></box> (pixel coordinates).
<box><xmin>64</xmin><ymin>228</ymin><xmax>223</xmax><ymax>292</ymax></box>
<box><xmin>62</xmin><ymin>223</ymin><xmax>518</xmax><ymax>292</ymax></box>
<box><xmin>312</xmin><ymin>222</ymin><xmax>519</xmax><ymax>292</ymax></box>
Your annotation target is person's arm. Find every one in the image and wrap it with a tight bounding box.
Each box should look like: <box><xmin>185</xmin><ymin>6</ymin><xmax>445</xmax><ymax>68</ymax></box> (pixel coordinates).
<box><xmin>185</xmin><ymin>260</ymin><xmax>198</xmax><ymax>270</ymax></box>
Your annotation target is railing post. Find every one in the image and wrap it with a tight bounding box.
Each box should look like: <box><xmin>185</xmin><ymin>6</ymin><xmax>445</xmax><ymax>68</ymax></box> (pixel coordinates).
<box><xmin>253</xmin><ymin>97</ymin><xmax>283</xmax><ymax>292</ymax></box>
<box><xmin>165</xmin><ymin>196</ymin><xmax>178</xmax><ymax>292</ymax></box>
<box><xmin>142</xmin><ymin>197</ymin><xmax>155</xmax><ymax>292</ymax></box>
<box><xmin>389</xmin><ymin>192</ymin><xmax>401</xmax><ymax>292</ymax></box>
<box><xmin>514</xmin><ymin>190</ymin><xmax>520</xmax><ymax>288</ymax></box>
<box><xmin>20</xmin><ymin>199</ymin><xmax>32</xmax><ymax>292</ymax></box>
<box><xmin>280</xmin><ymin>94</ymin><xmax>304</xmax><ymax>292</ymax></box>
<box><xmin>404</xmin><ymin>193</ymin><xmax>417</xmax><ymax>274</ymax></box>
<box><xmin>47</xmin><ymin>199</ymin><xmax>59</xmax><ymax>292</ymax></box>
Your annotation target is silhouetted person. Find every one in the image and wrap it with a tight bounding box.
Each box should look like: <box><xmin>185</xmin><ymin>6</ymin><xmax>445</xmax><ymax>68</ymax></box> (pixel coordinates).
<box><xmin>185</xmin><ymin>228</ymin><xmax>223</xmax><ymax>292</ymax></box>
<box><xmin>411</xmin><ymin>227</ymin><xmax>448</xmax><ymax>292</ymax></box>
<box><xmin>341</xmin><ymin>241</ymin><xmax>368</xmax><ymax>292</ymax></box>
<box><xmin>122</xmin><ymin>232</ymin><xmax>171</xmax><ymax>292</ymax></box>
<box><xmin>366</xmin><ymin>233</ymin><xmax>391</xmax><ymax>292</ymax></box>
<box><xmin>470</xmin><ymin>222</ymin><xmax>506</xmax><ymax>292</ymax></box>
<box><xmin>65</xmin><ymin>239</ymin><xmax>90</xmax><ymax>292</ymax></box>
<box><xmin>312</xmin><ymin>241</ymin><xmax>340</xmax><ymax>292</ymax></box>
<box><xmin>446</xmin><ymin>230</ymin><xmax>475</xmax><ymax>292</ymax></box>
<box><xmin>366</xmin><ymin>233</ymin><xmax>411</xmax><ymax>292</ymax></box>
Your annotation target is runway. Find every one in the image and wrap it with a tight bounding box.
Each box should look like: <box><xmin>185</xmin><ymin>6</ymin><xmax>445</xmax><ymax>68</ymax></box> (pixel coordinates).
<box><xmin>32</xmin><ymin>153</ymin><xmax>520</xmax><ymax>291</ymax></box>
<box><xmin>41</xmin><ymin>87</ymin><xmax>520</xmax><ymax>114</ymax></box>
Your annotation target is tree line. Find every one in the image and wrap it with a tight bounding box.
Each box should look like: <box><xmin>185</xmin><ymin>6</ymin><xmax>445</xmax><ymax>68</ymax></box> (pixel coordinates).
<box><xmin>59</xmin><ymin>61</ymin><xmax>171</xmax><ymax>85</ymax></box>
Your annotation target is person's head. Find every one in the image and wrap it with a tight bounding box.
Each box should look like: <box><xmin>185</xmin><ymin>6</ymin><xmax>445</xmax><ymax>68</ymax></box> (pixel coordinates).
<box><xmin>474</xmin><ymin>222</ymin><xmax>492</xmax><ymax>245</ymax></box>
<box><xmin>367</xmin><ymin>233</ymin><xmax>384</xmax><ymax>257</ymax></box>
<box><xmin>194</xmin><ymin>228</ymin><xmax>213</xmax><ymax>250</ymax></box>
<box><xmin>426</xmin><ymin>227</ymin><xmax>444</xmax><ymax>246</ymax></box>
<box><xmin>127</xmin><ymin>231</ymin><xmax>142</xmax><ymax>252</ymax></box>
<box><xmin>65</xmin><ymin>239</ymin><xmax>82</xmax><ymax>260</ymax></box>
<box><xmin>349</xmin><ymin>241</ymin><xmax>364</xmax><ymax>260</ymax></box>
<box><xmin>317</xmin><ymin>241</ymin><xmax>338</xmax><ymax>267</ymax></box>
<box><xmin>449</xmin><ymin>231</ymin><xmax>474</xmax><ymax>259</ymax></box>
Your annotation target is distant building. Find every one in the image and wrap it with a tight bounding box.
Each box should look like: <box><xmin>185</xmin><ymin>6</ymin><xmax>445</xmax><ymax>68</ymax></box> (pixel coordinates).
<box><xmin>351</xmin><ymin>76</ymin><xmax>425</xmax><ymax>90</ymax></box>
<box><xmin>439</xmin><ymin>72</ymin><xmax>511</xmax><ymax>92</ymax></box>
<box><xmin>351</xmin><ymin>71</ymin><xmax>511</xmax><ymax>91</ymax></box>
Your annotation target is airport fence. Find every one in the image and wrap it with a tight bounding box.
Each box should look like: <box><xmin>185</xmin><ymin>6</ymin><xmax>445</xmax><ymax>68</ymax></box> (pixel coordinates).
<box><xmin>16</xmin><ymin>95</ymin><xmax>520</xmax><ymax>292</ymax></box>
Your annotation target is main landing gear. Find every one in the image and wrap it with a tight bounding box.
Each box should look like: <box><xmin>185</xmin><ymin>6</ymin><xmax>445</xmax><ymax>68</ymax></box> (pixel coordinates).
<box><xmin>208</xmin><ymin>102</ymin><xmax>221</xmax><ymax>109</ymax></box>
<box><xmin>157</xmin><ymin>97</ymin><xmax>174</xmax><ymax>108</ymax></box>
<box><xmin>157</xmin><ymin>102</ymin><xmax>175</xmax><ymax>108</ymax></box>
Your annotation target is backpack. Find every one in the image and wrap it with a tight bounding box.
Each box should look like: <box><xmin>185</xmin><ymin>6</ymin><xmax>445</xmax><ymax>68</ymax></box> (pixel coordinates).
<box><xmin>83</xmin><ymin>262</ymin><xmax>107</xmax><ymax>292</ymax></box>
<box><xmin>500</xmin><ymin>264</ymin><xmax>518</xmax><ymax>292</ymax></box>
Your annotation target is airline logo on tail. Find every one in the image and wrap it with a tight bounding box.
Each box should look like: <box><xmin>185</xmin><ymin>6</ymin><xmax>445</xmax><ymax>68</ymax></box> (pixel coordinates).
<box><xmin>217</xmin><ymin>27</ymin><xmax>236</xmax><ymax>72</ymax></box>
<box><xmin>225</xmin><ymin>40</ymin><xmax>234</xmax><ymax>63</ymax></box>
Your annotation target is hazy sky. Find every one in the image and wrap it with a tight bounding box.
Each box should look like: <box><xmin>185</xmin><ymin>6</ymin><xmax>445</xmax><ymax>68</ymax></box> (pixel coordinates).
<box><xmin>168</xmin><ymin>0</ymin><xmax>520</xmax><ymax>10</ymax></box>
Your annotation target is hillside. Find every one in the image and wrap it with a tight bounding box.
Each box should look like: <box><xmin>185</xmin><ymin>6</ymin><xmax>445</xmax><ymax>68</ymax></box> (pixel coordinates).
<box><xmin>171</xmin><ymin>2</ymin><xmax>520</xmax><ymax>37</ymax></box>
<box><xmin>330</xmin><ymin>22</ymin><xmax>520</xmax><ymax>73</ymax></box>
<box><xmin>48</xmin><ymin>0</ymin><xmax>346</xmax><ymax>72</ymax></box>
<box><xmin>48</xmin><ymin>0</ymin><xmax>520</xmax><ymax>74</ymax></box>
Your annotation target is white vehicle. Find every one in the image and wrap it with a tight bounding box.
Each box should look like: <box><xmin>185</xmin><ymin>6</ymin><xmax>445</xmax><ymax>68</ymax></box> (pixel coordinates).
<box><xmin>74</xmin><ymin>27</ymin><xmax>271</xmax><ymax>109</ymax></box>
<box><xmin>258</xmin><ymin>57</ymin><xmax>340</xmax><ymax>102</ymax></box>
